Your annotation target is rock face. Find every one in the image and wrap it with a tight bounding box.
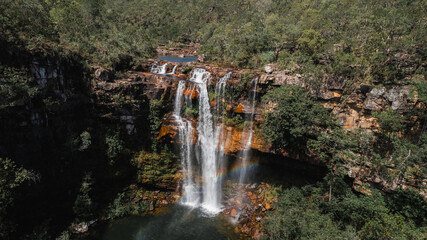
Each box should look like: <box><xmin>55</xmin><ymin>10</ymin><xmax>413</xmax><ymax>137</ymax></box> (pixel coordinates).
<box><xmin>263</xmin><ymin>64</ymin><xmax>275</xmax><ymax>74</ymax></box>
<box><xmin>222</xmin><ymin>181</ymin><xmax>277</xmax><ymax>239</ymax></box>
<box><xmin>153</xmin><ymin>56</ymin><xmax>424</xmax><ymax>201</ymax></box>
<box><xmin>94</xmin><ymin>67</ymin><xmax>114</xmax><ymax>82</ymax></box>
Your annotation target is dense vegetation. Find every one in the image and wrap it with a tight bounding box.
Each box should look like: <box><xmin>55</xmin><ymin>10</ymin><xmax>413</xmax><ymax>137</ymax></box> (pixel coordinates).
<box><xmin>261</xmin><ymin>84</ymin><xmax>426</xmax><ymax>239</ymax></box>
<box><xmin>264</xmin><ymin>179</ymin><xmax>426</xmax><ymax>240</ymax></box>
<box><xmin>0</xmin><ymin>0</ymin><xmax>425</xmax><ymax>239</ymax></box>
<box><xmin>2</xmin><ymin>0</ymin><xmax>425</xmax><ymax>78</ymax></box>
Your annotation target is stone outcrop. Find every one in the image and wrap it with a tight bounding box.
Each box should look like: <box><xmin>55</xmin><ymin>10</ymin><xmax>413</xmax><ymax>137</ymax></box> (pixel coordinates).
<box><xmin>150</xmin><ymin>53</ymin><xmax>425</xmax><ymax>202</ymax></box>
<box><xmin>222</xmin><ymin>181</ymin><xmax>277</xmax><ymax>239</ymax></box>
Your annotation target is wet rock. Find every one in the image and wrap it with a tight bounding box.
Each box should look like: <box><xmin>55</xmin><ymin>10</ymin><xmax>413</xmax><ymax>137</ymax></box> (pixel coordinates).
<box><xmin>70</xmin><ymin>220</ymin><xmax>96</xmax><ymax>234</ymax></box>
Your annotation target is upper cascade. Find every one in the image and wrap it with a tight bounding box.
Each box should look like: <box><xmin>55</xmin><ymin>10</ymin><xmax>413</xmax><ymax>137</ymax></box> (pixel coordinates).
<box><xmin>189</xmin><ymin>68</ymin><xmax>211</xmax><ymax>83</ymax></box>
<box><xmin>151</xmin><ymin>63</ymin><xmax>167</xmax><ymax>74</ymax></box>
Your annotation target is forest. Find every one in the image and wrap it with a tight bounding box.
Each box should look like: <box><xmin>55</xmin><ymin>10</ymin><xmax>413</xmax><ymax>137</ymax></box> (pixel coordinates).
<box><xmin>0</xmin><ymin>0</ymin><xmax>426</xmax><ymax>239</ymax></box>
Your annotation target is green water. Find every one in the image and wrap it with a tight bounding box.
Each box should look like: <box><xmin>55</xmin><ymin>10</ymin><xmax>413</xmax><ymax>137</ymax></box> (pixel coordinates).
<box><xmin>84</xmin><ymin>205</ymin><xmax>248</xmax><ymax>240</ymax></box>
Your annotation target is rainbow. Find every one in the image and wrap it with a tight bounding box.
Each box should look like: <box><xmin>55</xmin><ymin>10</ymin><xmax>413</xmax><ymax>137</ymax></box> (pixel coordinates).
<box><xmin>216</xmin><ymin>159</ymin><xmax>260</xmax><ymax>181</ymax></box>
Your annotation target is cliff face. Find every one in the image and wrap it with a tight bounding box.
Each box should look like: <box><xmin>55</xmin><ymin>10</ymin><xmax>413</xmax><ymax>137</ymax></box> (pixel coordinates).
<box><xmin>152</xmin><ymin>57</ymin><xmax>425</xmax><ymax>197</ymax></box>
<box><xmin>157</xmin><ymin>60</ymin><xmax>422</xmax><ymax>148</ymax></box>
<box><xmin>1</xmin><ymin>49</ymin><xmax>423</xmax><ymax>205</ymax></box>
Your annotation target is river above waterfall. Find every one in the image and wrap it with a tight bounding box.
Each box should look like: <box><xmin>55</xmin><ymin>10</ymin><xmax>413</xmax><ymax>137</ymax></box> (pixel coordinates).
<box><xmin>157</xmin><ymin>55</ymin><xmax>198</xmax><ymax>62</ymax></box>
<box><xmin>81</xmin><ymin>205</ymin><xmax>248</xmax><ymax>240</ymax></box>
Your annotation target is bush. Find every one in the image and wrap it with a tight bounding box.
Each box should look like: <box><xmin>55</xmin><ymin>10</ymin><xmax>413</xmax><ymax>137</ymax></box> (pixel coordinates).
<box><xmin>105</xmin><ymin>133</ymin><xmax>124</xmax><ymax>160</ymax></box>
<box><xmin>131</xmin><ymin>150</ymin><xmax>178</xmax><ymax>189</ymax></box>
<box><xmin>106</xmin><ymin>192</ymin><xmax>148</xmax><ymax>219</ymax></box>
<box><xmin>0</xmin><ymin>67</ymin><xmax>38</xmax><ymax>108</ymax></box>
<box><xmin>0</xmin><ymin>158</ymin><xmax>37</xmax><ymax>238</ymax></box>
<box><xmin>73</xmin><ymin>173</ymin><xmax>93</xmax><ymax>221</ymax></box>
<box><xmin>373</xmin><ymin>110</ymin><xmax>405</xmax><ymax>134</ymax></box>
<box><xmin>263</xmin><ymin>180</ymin><xmax>425</xmax><ymax>240</ymax></box>
<box><xmin>262</xmin><ymin>85</ymin><xmax>332</xmax><ymax>150</ymax></box>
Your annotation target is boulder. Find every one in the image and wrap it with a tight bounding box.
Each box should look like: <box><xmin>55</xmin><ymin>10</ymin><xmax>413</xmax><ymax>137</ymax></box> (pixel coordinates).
<box><xmin>198</xmin><ymin>54</ymin><xmax>205</xmax><ymax>62</ymax></box>
<box><xmin>384</xmin><ymin>86</ymin><xmax>411</xmax><ymax>111</ymax></box>
<box><xmin>364</xmin><ymin>87</ymin><xmax>387</xmax><ymax>110</ymax></box>
<box><xmin>264</xmin><ymin>64</ymin><xmax>275</xmax><ymax>74</ymax></box>
<box><xmin>95</xmin><ymin>67</ymin><xmax>114</xmax><ymax>82</ymax></box>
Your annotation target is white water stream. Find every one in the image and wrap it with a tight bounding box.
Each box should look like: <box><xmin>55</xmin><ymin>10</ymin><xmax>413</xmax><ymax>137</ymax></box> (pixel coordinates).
<box><xmin>173</xmin><ymin>69</ymin><xmax>256</xmax><ymax>214</ymax></box>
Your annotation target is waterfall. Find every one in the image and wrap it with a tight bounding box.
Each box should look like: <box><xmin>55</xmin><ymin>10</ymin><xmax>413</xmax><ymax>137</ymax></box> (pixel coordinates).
<box><xmin>174</xmin><ymin>68</ymin><xmax>227</xmax><ymax>213</ymax></box>
<box><xmin>214</xmin><ymin>72</ymin><xmax>232</xmax><ymax>189</ymax></box>
<box><xmin>174</xmin><ymin>81</ymin><xmax>199</xmax><ymax>206</ymax></box>
<box><xmin>238</xmin><ymin>78</ymin><xmax>258</xmax><ymax>186</ymax></box>
<box><xmin>168</xmin><ymin>65</ymin><xmax>177</xmax><ymax>75</ymax></box>
<box><xmin>151</xmin><ymin>63</ymin><xmax>167</xmax><ymax>74</ymax></box>
<box><xmin>191</xmin><ymin>68</ymin><xmax>222</xmax><ymax>212</ymax></box>
<box><xmin>214</xmin><ymin>72</ymin><xmax>231</xmax><ymax>115</ymax></box>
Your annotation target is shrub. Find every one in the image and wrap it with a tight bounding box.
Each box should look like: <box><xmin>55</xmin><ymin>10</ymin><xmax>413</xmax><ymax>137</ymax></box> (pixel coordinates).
<box><xmin>105</xmin><ymin>133</ymin><xmax>124</xmax><ymax>160</ymax></box>
<box><xmin>131</xmin><ymin>150</ymin><xmax>178</xmax><ymax>189</ymax></box>
<box><xmin>373</xmin><ymin>110</ymin><xmax>405</xmax><ymax>134</ymax></box>
<box><xmin>262</xmin><ymin>85</ymin><xmax>332</xmax><ymax>150</ymax></box>
<box><xmin>106</xmin><ymin>192</ymin><xmax>148</xmax><ymax>219</ymax></box>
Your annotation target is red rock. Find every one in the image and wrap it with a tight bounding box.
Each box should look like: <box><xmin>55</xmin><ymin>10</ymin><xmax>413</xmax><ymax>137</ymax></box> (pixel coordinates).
<box><xmin>263</xmin><ymin>201</ymin><xmax>272</xmax><ymax>210</ymax></box>
<box><xmin>235</xmin><ymin>103</ymin><xmax>245</xmax><ymax>113</ymax></box>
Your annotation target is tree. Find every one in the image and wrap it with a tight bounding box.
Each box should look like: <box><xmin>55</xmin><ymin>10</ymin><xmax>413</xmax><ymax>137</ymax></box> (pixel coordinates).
<box><xmin>73</xmin><ymin>173</ymin><xmax>93</xmax><ymax>221</ymax></box>
<box><xmin>0</xmin><ymin>67</ymin><xmax>38</xmax><ymax>108</ymax></box>
<box><xmin>0</xmin><ymin>158</ymin><xmax>37</xmax><ymax>238</ymax></box>
<box><xmin>373</xmin><ymin>109</ymin><xmax>405</xmax><ymax>135</ymax></box>
<box><xmin>262</xmin><ymin>85</ymin><xmax>332</xmax><ymax>150</ymax></box>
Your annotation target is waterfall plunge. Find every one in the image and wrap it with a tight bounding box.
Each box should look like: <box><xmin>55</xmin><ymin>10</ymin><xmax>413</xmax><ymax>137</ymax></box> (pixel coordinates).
<box><xmin>238</xmin><ymin>77</ymin><xmax>258</xmax><ymax>185</ymax></box>
<box><xmin>174</xmin><ymin>70</ymin><xmax>255</xmax><ymax>214</ymax></box>
<box><xmin>174</xmin><ymin>68</ymin><xmax>225</xmax><ymax>213</ymax></box>
<box><xmin>175</xmin><ymin>81</ymin><xmax>199</xmax><ymax>206</ymax></box>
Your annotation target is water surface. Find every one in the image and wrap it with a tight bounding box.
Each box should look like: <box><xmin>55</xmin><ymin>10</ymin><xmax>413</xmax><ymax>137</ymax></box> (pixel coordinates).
<box><xmin>84</xmin><ymin>205</ymin><xmax>247</xmax><ymax>240</ymax></box>
<box><xmin>157</xmin><ymin>55</ymin><xmax>198</xmax><ymax>63</ymax></box>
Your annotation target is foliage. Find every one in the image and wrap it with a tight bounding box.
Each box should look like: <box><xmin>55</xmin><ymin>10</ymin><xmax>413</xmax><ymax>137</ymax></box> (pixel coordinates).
<box><xmin>386</xmin><ymin>188</ymin><xmax>427</xmax><ymax>227</ymax></box>
<box><xmin>149</xmin><ymin>98</ymin><xmax>167</xmax><ymax>151</ymax></box>
<box><xmin>182</xmin><ymin>103</ymin><xmax>198</xmax><ymax>119</ymax></box>
<box><xmin>131</xmin><ymin>149</ymin><xmax>178</xmax><ymax>189</ymax></box>
<box><xmin>414</xmin><ymin>79</ymin><xmax>427</xmax><ymax>103</ymax></box>
<box><xmin>1</xmin><ymin>0</ymin><xmax>425</xmax><ymax>84</ymax></box>
<box><xmin>55</xmin><ymin>231</ymin><xmax>71</xmax><ymax>240</ymax></box>
<box><xmin>229</xmin><ymin>73</ymin><xmax>253</xmax><ymax>99</ymax></box>
<box><xmin>77</xmin><ymin>131</ymin><xmax>92</xmax><ymax>151</ymax></box>
<box><xmin>105</xmin><ymin>133</ymin><xmax>124</xmax><ymax>160</ymax></box>
<box><xmin>0</xmin><ymin>67</ymin><xmax>38</xmax><ymax>108</ymax></box>
<box><xmin>264</xmin><ymin>187</ymin><xmax>358</xmax><ymax>240</ymax></box>
<box><xmin>262</xmin><ymin>85</ymin><xmax>332</xmax><ymax>150</ymax></box>
<box><xmin>0</xmin><ymin>158</ymin><xmax>37</xmax><ymax>238</ymax></box>
<box><xmin>373</xmin><ymin>110</ymin><xmax>405</xmax><ymax>134</ymax></box>
<box><xmin>105</xmin><ymin>192</ymin><xmax>148</xmax><ymax>219</ymax></box>
<box><xmin>73</xmin><ymin>173</ymin><xmax>93</xmax><ymax>221</ymax></box>
<box><xmin>264</xmin><ymin>179</ymin><xmax>426</xmax><ymax>240</ymax></box>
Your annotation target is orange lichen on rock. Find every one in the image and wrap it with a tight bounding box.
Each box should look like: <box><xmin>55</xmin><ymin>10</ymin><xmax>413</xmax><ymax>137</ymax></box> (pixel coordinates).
<box><xmin>234</xmin><ymin>103</ymin><xmax>245</xmax><ymax>113</ymax></box>
<box><xmin>183</xmin><ymin>88</ymin><xmax>198</xmax><ymax>99</ymax></box>
<box><xmin>158</xmin><ymin>125</ymin><xmax>177</xmax><ymax>140</ymax></box>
